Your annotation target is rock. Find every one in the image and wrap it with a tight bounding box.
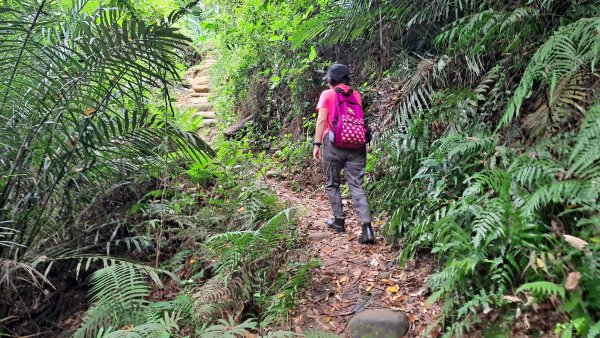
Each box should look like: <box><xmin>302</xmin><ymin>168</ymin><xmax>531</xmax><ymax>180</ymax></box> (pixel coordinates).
<box><xmin>347</xmin><ymin>309</ymin><xmax>409</xmax><ymax>338</ymax></box>
<box><xmin>311</xmin><ymin>172</ymin><xmax>324</xmax><ymax>186</ymax></box>
<box><xmin>190</xmin><ymin>102</ymin><xmax>212</xmax><ymax>111</ymax></box>
<box><xmin>190</xmin><ymin>91</ymin><xmax>209</xmax><ymax>97</ymax></box>
<box><xmin>194</xmin><ymin>75</ymin><xmax>210</xmax><ymax>84</ymax></box>
<box><xmin>265</xmin><ymin>170</ymin><xmax>280</xmax><ymax>178</ymax></box>
<box><xmin>378</xmin><ymin>271</ymin><xmax>391</xmax><ymax>279</ymax></box>
<box><xmin>193</xmin><ymin>111</ymin><xmax>216</xmax><ymax>119</ymax></box>
<box><xmin>192</xmin><ymin>85</ymin><xmax>210</xmax><ymax>93</ymax></box>
<box><xmin>202</xmin><ymin>118</ymin><xmax>217</xmax><ymax>126</ymax></box>
<box><xmin>191</xmin><ymin>96</ymin><xmax>209</xmax><ymax>104</ymax></box>
<box><xmin>308</xmin><ymin>232</ymin><xmax>331</xmax><ymax>241</ymax></box>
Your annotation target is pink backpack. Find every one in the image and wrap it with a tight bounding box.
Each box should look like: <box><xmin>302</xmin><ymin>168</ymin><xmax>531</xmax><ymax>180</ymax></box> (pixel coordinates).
<box><xmin>330</xmin><ymin>88</ymin><xmax>368</xmax><ymax>150</ymax></box>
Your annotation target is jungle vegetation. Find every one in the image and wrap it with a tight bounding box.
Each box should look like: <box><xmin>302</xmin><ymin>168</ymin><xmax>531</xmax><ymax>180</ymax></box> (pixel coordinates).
<box><xmin>0</xmin><ymin>0</ymin><xmax>598</xmax><ymax>337</ymax></box>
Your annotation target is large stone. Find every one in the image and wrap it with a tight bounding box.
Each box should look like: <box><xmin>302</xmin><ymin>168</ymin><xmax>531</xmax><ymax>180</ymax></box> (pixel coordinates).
<box><xmin>191</xmin><ymin>96</ymin><xmax>209</xmax><ymax>104</ymax></box>
<box><xmin>193</xmin><ymin>111</ymin><xmax>216</xmax><ymax>119</ymax></box>
<box><xmin>308</xmin><ymin>232</ymin><xmax>331</xmax><ymax>241</ymax></box>
<box><xmin>190</xmin><ymin>91</ymin><xmax>209</xmax><ymax>98</ymax></box>
<box><xmin>190</xmin><ymin>102</ymin><xmax>212</xmax><ymax>111</ymax></box>
<box><xmin>196</xmin><ymin>75</ymin><xmax>210</xmax><ymax>83</ymax></box>
<box><xmin>347</xmin><ymin>309</ymin><xmax>409</xmax><ymax>338</ymax></box>
<box><xmin>202</xmin><ymin>118</ymin><xmax>217</xmax><ymax>126</ymax></box>
<box><xmin>192</xmin><ymin>85</ymin><xmax>210</xmax><ymax>93</ymax></box>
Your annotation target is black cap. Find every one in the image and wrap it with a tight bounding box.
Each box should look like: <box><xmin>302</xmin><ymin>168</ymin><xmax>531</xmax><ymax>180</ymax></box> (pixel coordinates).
<box><xmin>323</xmin><ymin>64</ymin><xmax>350</xmax><ymax>82</ymax></box>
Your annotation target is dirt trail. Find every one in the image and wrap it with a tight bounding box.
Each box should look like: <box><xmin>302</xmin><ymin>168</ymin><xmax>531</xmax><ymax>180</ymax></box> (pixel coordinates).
<box><xmin>268</xmin><ymin>178</ymin><xmax>440</xmax><ymax>336</ymax></box>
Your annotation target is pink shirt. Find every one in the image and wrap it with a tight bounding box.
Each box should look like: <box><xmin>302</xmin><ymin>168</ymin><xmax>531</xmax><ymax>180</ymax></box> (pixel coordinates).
<box><xmin>316</xmin><ymin>84</ymin><xmax>362</xmax><ymax>142</ymax></box>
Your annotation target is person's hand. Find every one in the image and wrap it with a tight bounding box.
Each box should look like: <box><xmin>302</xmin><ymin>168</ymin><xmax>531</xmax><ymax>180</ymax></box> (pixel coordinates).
<box><xmin>313</xmin><ymin>145</ymin><xmax>321</xmax><ymax>161</ymax></box>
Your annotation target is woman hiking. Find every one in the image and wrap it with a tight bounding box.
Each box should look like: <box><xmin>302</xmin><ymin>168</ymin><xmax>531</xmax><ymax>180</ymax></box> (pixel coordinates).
<box><xmin>312</xmin><ymin>63</ymin><xmax>375</xmax><ymax>245</ymax></box>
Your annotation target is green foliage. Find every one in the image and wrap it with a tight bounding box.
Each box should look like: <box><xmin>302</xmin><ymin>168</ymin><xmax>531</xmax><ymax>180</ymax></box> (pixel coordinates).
<box><xmin>73</xmin><ymin>263</ymin><xmax>175</xmax><ymax>338</ymax></box>
<box><xmin>0</xmin><ymin>0</ymin><xmax>213</xmax><ymax>288</ymax></box>
<box><xmin>517</xmin><ymin>281</ymin><xmax>565</xmax><ymax>299</ymax></box>
<box><xmin>502</xmin><ymin>17</ymin><xmax>600</xmax><ymax>125</ymax></box>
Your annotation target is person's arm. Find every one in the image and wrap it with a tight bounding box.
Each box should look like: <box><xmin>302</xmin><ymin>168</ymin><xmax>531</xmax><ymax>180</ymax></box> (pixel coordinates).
<box><xmin>314</xmin><ymin>108</ymin><xmax>328</xmax><ymax>143</ymax></box>
<box><xmin>313</xmin><ymin>108</ymin><xmax>328</xmax><ymax>161</ymax></box>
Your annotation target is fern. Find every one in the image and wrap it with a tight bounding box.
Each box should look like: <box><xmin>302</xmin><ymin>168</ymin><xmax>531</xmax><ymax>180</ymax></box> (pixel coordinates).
<box><xmin>516</xmin><ymin>281</ymin><xmax>565</xmax><ymax>298</ymax></box>
<box><xmin>502</xmin><ymin>17</ymin><xmax>600</xmax><ymax>125</ymax></box>
<box><xmin>437</xmin><ymin>134</ymin><xmax>498</xmax><ymax>161</ymax></box>
<box><xmin>588</xmin><ymin>321</ymin><xmax>600</xmax><ymax>338</ymax></box>
<box><xmin>523</xmin><ymin>72</ymin><xmax>590</xmax><ymax>139</ymax></box>
<box><xmin>526</xmin><ymin>180</ymin><xmax>599</xmax><ymax>213</ymax></box>
<box><xmin>568</xmin><ymin>101</ymin><xmax>600</xmax><ymax>178</ymax></box>
<box><xmin>197</xmin><ymin>317</ymin><xmax>256</xmax><ymax>338</ymax></box>
<box><xmin>73</xmin><ymin>264</ymin><xmax>151</xmax><ymax>338</ymax></box>
<box><xmin>509</xmin><ymin>153</ymin><xmax>563</xmax><ymax>188</ymax></box>
<box><xmin>472</xmin><ymin>199</ymin><xmax>505</xmax><ymax>248</ymax></box>
<box><xmin>436</xmin><ymin>7</ymin><xmax>541</xmax><ymax>55</ymax></box>
<box><xmin>302</xmin><ymin>331</ymin><xmax>339</xmax><ymax>338</ymax></box>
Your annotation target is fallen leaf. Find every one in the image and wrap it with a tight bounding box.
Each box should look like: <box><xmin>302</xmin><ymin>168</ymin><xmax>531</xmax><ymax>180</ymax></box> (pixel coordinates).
<box><xmin>120</xmin><ymin>324</ymin><xmax>133</xmax><ymax>331</ymax></box>
<box><xmin>348</xmin><ymin>234</ymin><xmax>357</xmax><ymax>241</ymax></box>
<box><xmin>564</xmin><ymin>234</ymin><xmax>588</xmax><ymax>250</ymax></box>
<box><xmin>84</xmin><ymin>107</ymin><xmax>96</xmax><ymax>116</ymax></box>
<box><xmin>503</xmin><ymin>295</ymin><xmax>522</xmax><ymax>303</ymax></box>
<box><xmin>565</xmin><ymin>271</ymin><xmax>581</xmax><ymax>291</ymax></box>
<box><xmin>189</xmin><ymin>258</ymin><xmax>196</xmax><ymax>264</ymax></box>
<box><xmin>366</xmin><ymin>282</ymin><xmax>375</xmax><ymax>292</ymax></box>
<box><xmin>408</xmin><ymin>314</ymin><xmax>417</xmax><ymax>323</ymax></box>
<box><xmin>325</xmin><ymin>316</ymin><xmax>331</xmax><ymax>322</ymax></box>
<box><xmin>278</xmin><ymin>293</ymin><xmax>285</xmax><ymax>298</ymax></box>
<box><xmin>535</xmin><ymin>257</ymin><xmax>545</xmax><ymax>268</ymax></box>
<box><xmin>386</xmin><ymin>285</ymin><xmax>400</xmax><ymax>293</ymax></box>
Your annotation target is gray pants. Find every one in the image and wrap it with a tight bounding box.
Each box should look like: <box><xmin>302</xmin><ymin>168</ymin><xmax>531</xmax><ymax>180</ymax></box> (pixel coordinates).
<box><xmin>322</xmin><ymin>134</ymin><xmax>372</xmax><ymax>223</ymax></box>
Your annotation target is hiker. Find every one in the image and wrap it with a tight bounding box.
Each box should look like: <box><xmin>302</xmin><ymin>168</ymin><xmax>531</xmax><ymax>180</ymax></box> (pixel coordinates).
<box><xmin>312</xmin><ymin>64</ymin><xmax>375</xmax><ymax>245</ymax></box>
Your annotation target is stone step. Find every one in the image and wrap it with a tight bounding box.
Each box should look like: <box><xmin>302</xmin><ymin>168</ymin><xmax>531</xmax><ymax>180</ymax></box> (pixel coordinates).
<box><xmin>194</xmin><ymin>76</ymin><xmax>210</xmax><ymax>84</ymax></box>
<box><xmin>197</xmin><ymin>68</ymin><xmax>210</xmax><ymax>77</ymax></box>
<box><xmin>191</xmin><ymin>85</ymin><xmax>209</xmax><ymax>93</ymax></box>
<box><xmin>188</xmin><ymin>77</ymin><xmax>209</xmax><ymax>87</ymax></box>
<box><xmin>192</xmin><ymin>111</ymin><xmax>216</xmax><ymax>119</ymax></box>
<box><xmin>190</xmin><ymin>102</ymin><xmax>212</xmax><ymax>111</ymax></box>
<box><xmin>191</xmin><ymin>96</ymin><xmax>209</xmax><ymax>104</ymax></box>
<box><xmin>202</xmin><ymin>118</ymin><xmax>217</xmax><ymax>126</ymax></box>
<box><xmin>195</xmin><ymin>62</ymin><xmax>215</xmax><ymax>72</ymax></box>
<box><xmin>190</xmin><ymin>91</ymin><xmax>209</xmax><ymax>98</ymax></box>
<box><xmin>187</xmin><ymin>65</ymin><xmax>214</xmax><ymax>78</ymax></box>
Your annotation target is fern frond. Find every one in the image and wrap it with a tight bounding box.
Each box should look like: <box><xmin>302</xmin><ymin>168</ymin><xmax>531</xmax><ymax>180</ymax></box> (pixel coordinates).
<box><xmin>523</xmin><ymin>72</ymin><xmax>589</xmax><ymax>139</ymax></box>
<box><xmin>198</xmin><ymin>317</ymin><xmax>256</xmax><ymax>338</ymax></box>
<box><xmin>568</xmin><ymin>101</ymin><xmax>600</xmax><ymax>178</ymax></box>
<box><xmin>73</xmin><ymin>264</ymin><xmax>152</xmax><ymax>338</ymax></box>
<box><xmin>526</xmin><ymin>180</ymin><xmax>599</xmax><ymax>213</ymax></box>
<box><xmin>501</xmin><ymin>17</ymin><xmax>600</xmax><ymax>125</ymax></box>
<box><xmin>472</xmin><ymin>200</ymin><xmax>505</xmax><ymax>248</ymax></box>
<box><xmin>509</xmin><ymin>153</ymin><xmax>563</xmax><ymax>188</ymax></box>
<box><xmin>437</xmin><ymin>134</ymin><xmax>498</xmax><ymax>161</ymax></box>
<box><xmin>302</xmin><ymin>330</ymin><xmax>339</xmax><ymax>338</ymax></box>
<box><xmin>437</xmin><ymin>7</ymin><xmax>541</xmax><ymax>55</ymax></box>
<box><xmin>516</xmin><ymin>281</ymin><xmax>565</xmax><ymax>298</ymax></box>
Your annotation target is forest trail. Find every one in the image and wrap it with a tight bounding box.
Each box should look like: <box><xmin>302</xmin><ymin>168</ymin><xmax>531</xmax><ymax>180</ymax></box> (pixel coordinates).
<box><xmin>268</xmin><ymin>177</ymin><xmax>441</xmax><ymax>336</ymax></box>
<box><xmin>178</xmin><ymin>52</ymin><xmax>219</xmax><ymax>142</ymax></box>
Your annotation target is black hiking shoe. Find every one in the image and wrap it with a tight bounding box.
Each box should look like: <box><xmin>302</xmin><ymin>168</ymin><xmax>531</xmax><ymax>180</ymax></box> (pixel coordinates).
<box><xmin>358</xmin><ymin>222</ymin><xmax>375</xmax><ymax>244</ymax></box>
<box><xmin>326</xmin><ymin>218</ymin><xmax>345</xmax><ymax>233</ymax></box>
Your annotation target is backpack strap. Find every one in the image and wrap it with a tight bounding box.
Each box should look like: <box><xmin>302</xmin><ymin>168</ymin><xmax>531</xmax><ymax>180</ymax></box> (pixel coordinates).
<box><xmin>334</xmin><ymin>87</ymin><xmax>353</xmax><ymax>96</ymax></box>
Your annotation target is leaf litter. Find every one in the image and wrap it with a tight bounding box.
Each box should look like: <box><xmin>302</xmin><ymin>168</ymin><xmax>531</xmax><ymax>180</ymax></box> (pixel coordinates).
<box><xmin>268</xmin><ymin>177</ymin><xmax>440</xmax><ymax>336</ymax></box>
